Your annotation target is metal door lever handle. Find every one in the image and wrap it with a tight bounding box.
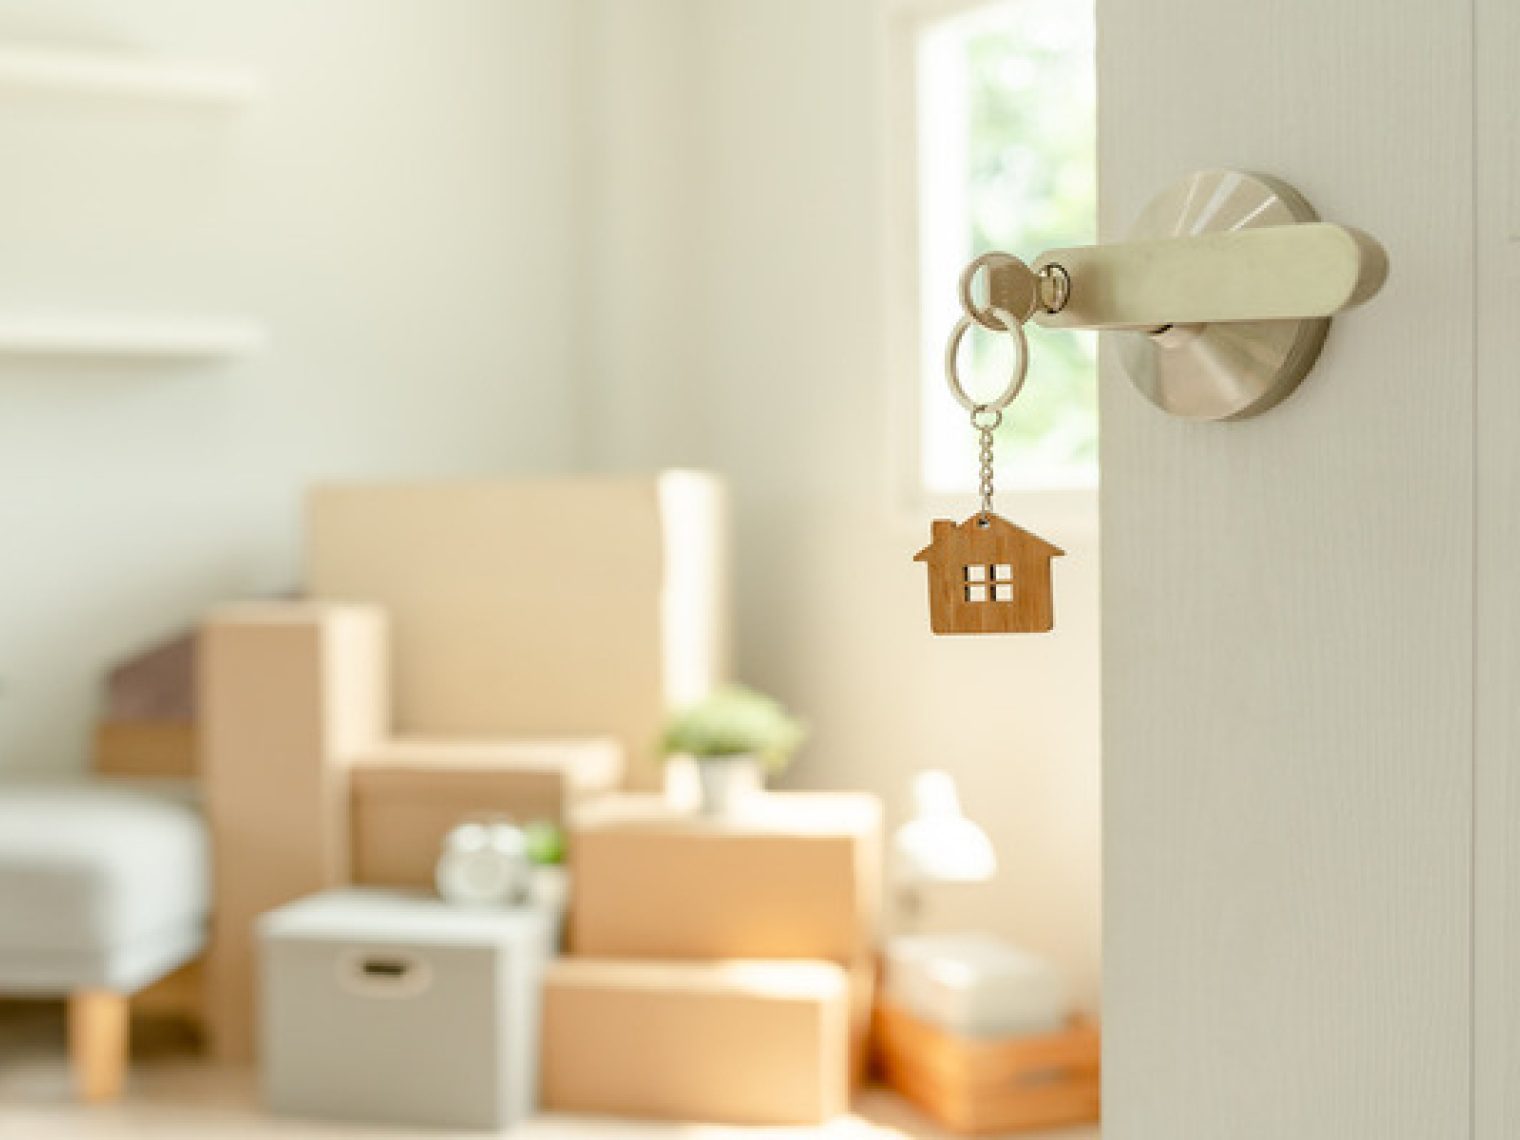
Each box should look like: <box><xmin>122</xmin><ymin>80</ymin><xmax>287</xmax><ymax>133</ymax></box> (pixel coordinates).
<box><xmin>961</xmin><ymin>170</ymin><xmax>1391</xmax><ymax>420</ymax></box>
<box><xmin>980</xmin><ymin>223</ymin><xmax>1387</xmax><ymax>332</ymax></box>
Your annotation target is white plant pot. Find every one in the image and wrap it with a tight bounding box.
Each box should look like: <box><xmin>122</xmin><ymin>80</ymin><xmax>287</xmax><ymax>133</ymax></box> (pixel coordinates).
<box><xmin>528</xmin><ymin>864</ymin><xmax>569</xmax><ymax>915</ymax></box>
<box><xmin>695</xmin><ymin>754</ymin><xmax>763</xmax><ymax>815</ymax></box>
<box><xmin>528</xmin><ymin>864</ymin><xmax>570</xmax><ymax>949</ymax></box>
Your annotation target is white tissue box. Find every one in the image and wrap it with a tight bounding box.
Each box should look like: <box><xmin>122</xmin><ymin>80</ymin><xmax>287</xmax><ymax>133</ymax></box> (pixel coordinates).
<box><xmin>883</xmin><ymin>932</ymin><xmax>1068</xmax><ymax>1037</ymax></box>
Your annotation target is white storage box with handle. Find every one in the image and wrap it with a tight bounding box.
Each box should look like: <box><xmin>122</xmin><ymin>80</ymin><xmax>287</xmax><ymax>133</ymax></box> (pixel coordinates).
<box><xmin>258</xmin><ymin>889</ymin><xmax>551</xmax><ymax>1130</ymax></box>
<box><xmin>882</xmin><ymin>932</ymin><xmax>1069</xmax><ymax>1037</ymax></box>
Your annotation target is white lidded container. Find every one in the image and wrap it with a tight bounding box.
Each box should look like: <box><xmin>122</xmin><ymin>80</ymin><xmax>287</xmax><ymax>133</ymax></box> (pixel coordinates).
<box><xmin>258</xmin><ymin>888</ymin><xmax>551</xmax><ymax>1131</ymax></box>
<box><xmin>883</xmin><ymin>932</ymin><xmax>1069</xmax><ymax>1037</ymax></box>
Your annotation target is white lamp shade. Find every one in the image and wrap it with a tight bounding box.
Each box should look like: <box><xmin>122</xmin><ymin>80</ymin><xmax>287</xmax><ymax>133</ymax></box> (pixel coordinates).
<box><xmin>891</xmin><ymin>770</ymin><xmax>997</xmax><ymax>885</ymax></box>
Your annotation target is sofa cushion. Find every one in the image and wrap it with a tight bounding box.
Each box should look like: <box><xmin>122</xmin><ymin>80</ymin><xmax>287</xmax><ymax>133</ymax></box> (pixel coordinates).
<box><xmin>0</xmin><ymin>781</ymin><xmax>208</xmax><ymax>992</ymax></box>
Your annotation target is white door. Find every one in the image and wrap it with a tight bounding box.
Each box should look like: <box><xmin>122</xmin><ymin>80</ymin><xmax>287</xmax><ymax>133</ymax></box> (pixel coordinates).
<box><xmin>1099</xmin><ymin>1</ymin><xmax>1518</xmax><ymax>1138</ymax></box>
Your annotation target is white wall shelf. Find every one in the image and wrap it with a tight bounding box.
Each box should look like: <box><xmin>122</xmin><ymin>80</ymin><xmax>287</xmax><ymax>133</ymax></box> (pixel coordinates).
<box><xmin>0</xmin><ymin>316</ymin><xmax>265</xmax><ymax>360</ymax></box>
<box><xmin>0</xmin><ymin>44</ymin><xmax>259</xmax><ymax>105</ymax></box>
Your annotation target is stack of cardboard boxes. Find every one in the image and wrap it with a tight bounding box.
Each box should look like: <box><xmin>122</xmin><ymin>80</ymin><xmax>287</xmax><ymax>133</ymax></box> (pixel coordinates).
<box><xmin>199</xmin><ymin>603</ymin><xmax>627</xmax><ymax>1060</ymax></box>
<box><xmin>544</xmin><ymin>793</ymin><xmax>882</xmax><ymax>1125</ymax></box>
<box><xmin>180</xmin><ymin>472</ymin><xmax>896</xmax><ymax>1128</ymax></box>
<box><xmin>197</xmin><ymin>473</ymin><xmax>730</xmax><ymax>1062</ymax></box>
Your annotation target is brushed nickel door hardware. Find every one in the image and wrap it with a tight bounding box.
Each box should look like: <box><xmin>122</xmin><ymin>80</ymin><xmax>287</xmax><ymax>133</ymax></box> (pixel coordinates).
<box><xmin>959</xmin><ymin>169</ymin><xmax>1389</xmax><ymax>420</ymax></box>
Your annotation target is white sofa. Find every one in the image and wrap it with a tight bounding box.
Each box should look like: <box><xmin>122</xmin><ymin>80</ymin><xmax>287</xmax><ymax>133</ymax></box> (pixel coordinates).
<box><xmin>0</xmin><ymin>781</ymin><xmax>208</xmax><ymax>1101</ymax></box>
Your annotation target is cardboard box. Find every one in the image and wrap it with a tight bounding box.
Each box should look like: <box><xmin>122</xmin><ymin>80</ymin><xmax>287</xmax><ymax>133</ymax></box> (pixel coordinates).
<box><xmin>93</xmin><ymin>720</ymin><xmax>197</xmax><ymax>779</ymax></box>
<box><xmin>104</xmin><ymin>629</ymin><xmax>197</xmax><ymax>721</ymax></box>
<box><xmin>95</xmin><ymin>630</ymin><xmax>199</xmax><ymax>779</ymax></box>
<box><xmin>199</xmin><ymin>603</ymin><xmax>389</xmax><ymax>1062</ymax></box>
<box><xmin>305</xmin><ymin>473</ymin><xmax>730</xmax><ymax>788</ymax></box>
<box><xmin>349</xmin><ymin>737</ymin><xmax>623</xmax><ymax>887</ymax></box>
<box><xmin>848</xmin><ymin>956</ymin><xmax>878</xmax><ymax>1087</ymax></box>
<box><xmin>541</xmin><ymin>958</ymin><xmax>849</xmax><ymax>1124</ymax></box>
<box><xmin>873</xmin><ymin>1002</ymin><xmax>1101</xmax><ymax>1134</ymax></box>
<box><xmin>569</xmin><ymin>792</ymin><xmax>881</xmax><ymax>963</ymax></box>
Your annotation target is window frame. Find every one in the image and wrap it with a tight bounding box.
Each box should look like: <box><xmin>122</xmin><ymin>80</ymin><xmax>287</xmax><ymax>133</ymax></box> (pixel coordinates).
<box><xmin>964</xmin><ymin>561</ymin><xmax>1016</xmax><ymax>603</ymax></box>
<box><xmin>881</xmin><ymin>0</ymin><xmax>1098</xmax><ymax>537</ymax></box>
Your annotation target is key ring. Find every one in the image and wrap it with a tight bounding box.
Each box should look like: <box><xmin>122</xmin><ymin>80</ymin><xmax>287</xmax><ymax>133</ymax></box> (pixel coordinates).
<box><xmin>958</xmin><ymin>251</ymin><xmax>1071</xmax><ymax>331</ymax></box>
<box><xmin>944</xmin><ymin>305</ymin><xmax>1028</xmax><ymax>415</ymax></box>
<box><xmin>958</xmin><ymin>252</ymin><xmax>1026</xmax><ymax>331</ymax></box>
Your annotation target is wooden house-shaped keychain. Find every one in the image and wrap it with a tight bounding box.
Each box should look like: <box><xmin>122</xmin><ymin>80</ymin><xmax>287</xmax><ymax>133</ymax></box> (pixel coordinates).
<box><xmin>914</xmin><ymin>514</ymin><xmax>1064</xmax><ymax>634</ymax></box>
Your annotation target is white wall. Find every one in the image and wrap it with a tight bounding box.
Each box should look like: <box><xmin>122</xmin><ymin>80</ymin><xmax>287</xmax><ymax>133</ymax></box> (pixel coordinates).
<box><xmin>582</xmin><ymin>0</ymin><xmax>1102</xmax><ymax>1009</ymax></box>
<box><xmin>0</xmin><ymin>0</ymin><xmax>581</xmax><ymax>769</ymax></box>
<box><xmin>0</xmin><ymin>0</ymin><xmax>1102</xmax><ymax>1010</ymax></box>
<box><xmin>574</xmin><ymin>0</ymin><xmax>704</xmax><ymax>471</ymax></box>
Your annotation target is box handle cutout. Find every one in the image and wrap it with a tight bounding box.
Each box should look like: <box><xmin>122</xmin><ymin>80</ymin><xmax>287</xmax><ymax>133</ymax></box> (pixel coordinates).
<box><xmin>336</xmin><ymin>949</ymin><xmax>433</xmax><ymax>999</ymax></box>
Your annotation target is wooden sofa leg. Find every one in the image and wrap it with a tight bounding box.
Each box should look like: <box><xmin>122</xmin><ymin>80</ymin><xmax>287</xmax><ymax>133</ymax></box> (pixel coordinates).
<box><xmin>68</xmin><ymin>989</ymin><xmax>129</xmax><ymax>1103</ymax></box>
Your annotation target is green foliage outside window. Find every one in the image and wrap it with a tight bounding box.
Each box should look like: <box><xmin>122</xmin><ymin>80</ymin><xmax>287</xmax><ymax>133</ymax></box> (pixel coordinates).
<box><xmin>960</xmin><ymin>3</ymin><xmax>1097</xmax><ymax>485</ymax></box>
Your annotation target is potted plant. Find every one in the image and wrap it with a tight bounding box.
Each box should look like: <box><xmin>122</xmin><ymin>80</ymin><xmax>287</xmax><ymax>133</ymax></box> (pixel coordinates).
<box><xmin>660</xmin><ymin>685</ymin><xmax>806</xmax><ymax>814</ymax></box>
<box><xmin>523</xmin><ymin>820</ymin><xmax>569</xmax><ymax>942</ymax></box>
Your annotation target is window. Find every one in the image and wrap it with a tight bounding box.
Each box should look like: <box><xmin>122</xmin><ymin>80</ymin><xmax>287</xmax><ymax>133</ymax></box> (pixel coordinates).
<box><xmin>912</xmin><ymin>0</ymin><xmax>1097</xmax><ymax>496</ymax></box>
<box><xmin>964</xmin><ymin>562</ymin><xmax>1015</xmax><ymax>603</ymax></box>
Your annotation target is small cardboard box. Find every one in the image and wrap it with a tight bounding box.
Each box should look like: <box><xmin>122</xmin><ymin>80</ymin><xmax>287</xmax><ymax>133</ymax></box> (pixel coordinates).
<box><xmin>541</xmin><ymin>957</ymin><xmax>849</xmax><ymax>1124</ymax></box>
<box><xmin>846</xmin><ymin>955</ymin><xmax>878</xmax><ymax>1088</ymax></box>
<box><xmin>568</xmin><ymin>792</ymin><xmax>881</xmax><ymax>963</ymax></box>
<box><xmin>349</xmin><ymin>736</ymin><xmax>623</xmax><ymax>887</ymax></box>
<box><xmin>873</xmin><ymin>1001</ymin><xmax>1101</xmax><ymax>1134</ymax></box>
<box><xmin>94</xmin><ymin>720</ymin><xmax>197</xmax><ymax>779</ymax></box>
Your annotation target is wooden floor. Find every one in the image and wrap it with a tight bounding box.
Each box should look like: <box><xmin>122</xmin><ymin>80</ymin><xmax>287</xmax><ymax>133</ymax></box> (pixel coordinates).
<box><xmin>0</xmin><ymin>1002</ymin><xmax>1099</xmax><ymax>1140</ymax></box>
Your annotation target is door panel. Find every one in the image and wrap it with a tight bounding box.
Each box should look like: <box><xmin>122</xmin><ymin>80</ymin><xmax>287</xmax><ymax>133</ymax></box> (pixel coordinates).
<box><xmin>1099</xmin><ymin>2</ymin><xmax>1475</xmax><ymax>1137</ymax></box>
<box><xmin>1474</xmin><ymin>0</ymin><xmax>1520</xmax><ymax>1136</ymax></box>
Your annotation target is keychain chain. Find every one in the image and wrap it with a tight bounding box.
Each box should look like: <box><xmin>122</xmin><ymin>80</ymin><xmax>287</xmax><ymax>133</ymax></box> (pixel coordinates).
<box><xmin>919</xmin><ymin>252</ymin><xmax>1064</xmax><ymax>637</ymax></box>
<box><xmin>972</xmin><ymin>406</ymin><xmax>1002</xmax><ymax>519</ymax></box>
<box><xmin>945</xmin><ymin>285</ymin><xmax>1023</xmax><ymax>525</ymax></box>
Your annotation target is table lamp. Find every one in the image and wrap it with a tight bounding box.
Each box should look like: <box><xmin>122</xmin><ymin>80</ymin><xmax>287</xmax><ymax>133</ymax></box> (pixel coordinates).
<box><xmin>890</xmin><ymin>769</ymin><xmax>996</xmax><ymax>930</ymax></box>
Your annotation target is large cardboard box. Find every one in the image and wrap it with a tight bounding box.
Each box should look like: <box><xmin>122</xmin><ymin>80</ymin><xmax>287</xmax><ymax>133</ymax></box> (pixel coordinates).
<box><xmin>349</xmin><ymin>736</ymin><xmax>623</xmax><ymax>887</ymax></box>
<box><xmin>306</xmin><ymin>473</ymin><xmax>730</xmax><ymax>788</ymax></box>
<box><xmin>569</xmin><ymin>792</ymin><xmax>882</xmax><ymax>963</ymax></box>
<box><xmin>541</xmin><ymin>958</ymin><xmax>849</xmax><ymax>1124</ymax></box>
<box><xmin>200</xmin><ymin>603</ymin><xmax>389</xmax><ymax>1062</ymax></box>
